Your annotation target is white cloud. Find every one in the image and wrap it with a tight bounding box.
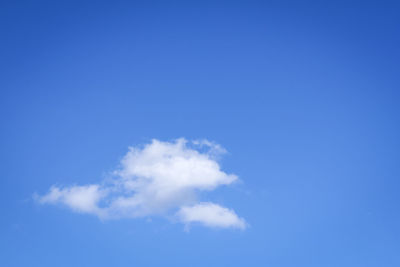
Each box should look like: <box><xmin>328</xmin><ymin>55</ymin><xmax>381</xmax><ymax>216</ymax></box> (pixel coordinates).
<box><xmin>177</xmin><ymin>202</ymin><xmax>247</xmax><ymax>230</ymax></box>
<box><xmin>36</xmin><ymin>138</ymin><xmax>246</xmax><ymax>230</ymax></box>
<box><xmin>37</xmin><ymin>185</ymin><xmax>106</xmax><ymax>217</ymax></box>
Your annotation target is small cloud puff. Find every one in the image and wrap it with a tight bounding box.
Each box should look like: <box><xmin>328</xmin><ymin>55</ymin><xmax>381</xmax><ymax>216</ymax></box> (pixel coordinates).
<box><xmin>36</xmin><ymin>138</ymin><xmax>246</xmax><ymax>230</ymax></box>
<box><xmin>178</xmin><ymin>202</ymin><xmax>246</xmax><ymax>230</ymax></box>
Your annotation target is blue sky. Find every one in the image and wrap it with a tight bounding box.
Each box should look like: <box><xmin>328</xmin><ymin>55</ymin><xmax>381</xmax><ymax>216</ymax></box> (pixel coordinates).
<box><xmin>1</xmin><ymin>0</ymin><xmax>399</xmax><ymax>266</ymax></box>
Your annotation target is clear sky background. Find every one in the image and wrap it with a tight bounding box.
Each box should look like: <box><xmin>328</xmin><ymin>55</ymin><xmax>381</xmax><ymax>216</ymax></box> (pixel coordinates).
<box><xmin>1</xmin><ymin>0</ymin><xmax>399</xmax><ymax>266</ymax></box>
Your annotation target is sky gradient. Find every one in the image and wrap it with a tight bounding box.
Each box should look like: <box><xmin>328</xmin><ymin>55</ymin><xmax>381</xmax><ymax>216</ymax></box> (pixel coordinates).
<box><xmin>1</xmin><ymin>0</ymin><xmax>399</xmax><ymax>266</ymax></box>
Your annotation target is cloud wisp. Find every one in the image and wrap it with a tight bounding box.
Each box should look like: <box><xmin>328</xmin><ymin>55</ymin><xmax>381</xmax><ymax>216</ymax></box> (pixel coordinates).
<box><xmin>36</xmin><ymin>138</ymin><xmax>246</xmax><ymax>230</ymax></box>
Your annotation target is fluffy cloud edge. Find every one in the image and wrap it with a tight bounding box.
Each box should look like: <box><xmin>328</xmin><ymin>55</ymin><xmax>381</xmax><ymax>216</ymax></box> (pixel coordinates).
<box><xmin>35</xmin><ymin>185</ymin><xmax>107</xmax><ymax>217</ymax></box>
